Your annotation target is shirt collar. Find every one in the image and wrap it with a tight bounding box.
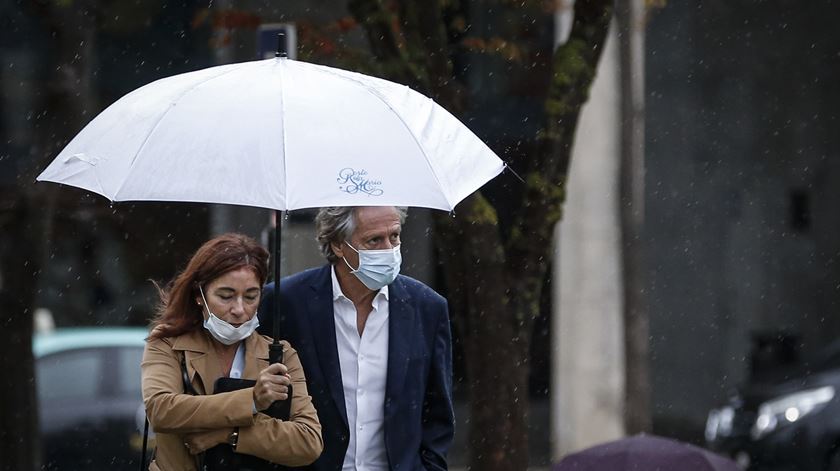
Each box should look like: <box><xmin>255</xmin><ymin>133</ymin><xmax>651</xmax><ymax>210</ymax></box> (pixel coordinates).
<box><xmin>330</xmin><ymin>264</ymin><xmax>389</xmax><ymax>302</ymax></box>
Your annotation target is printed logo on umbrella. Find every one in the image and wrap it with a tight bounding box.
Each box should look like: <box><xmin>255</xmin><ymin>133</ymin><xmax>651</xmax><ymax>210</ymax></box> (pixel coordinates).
<box><xmin>337</xmin><ymin>168</ymin><xmax>383</xmax><ymax>196</ymax></box>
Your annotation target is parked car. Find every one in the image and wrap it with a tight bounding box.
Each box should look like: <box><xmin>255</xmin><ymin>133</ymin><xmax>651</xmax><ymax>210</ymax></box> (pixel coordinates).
<box><xmin>706</xmin><ymin>341</ymin><xmax>840</xmax><ymax>471</ymax></box>
<box><xmin>34</xmin><ymin>327</ymin><xmax>149</xmax><ymax>470</ymax></box>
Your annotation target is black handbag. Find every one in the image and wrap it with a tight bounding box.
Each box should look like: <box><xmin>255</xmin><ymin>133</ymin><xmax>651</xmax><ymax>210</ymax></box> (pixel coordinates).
<box><xmin>140</xmin><ymin>347</ymin><xmax>293</xmax><ymax>471</ymax></box>
<box><xmin>199</xmin><ymin>377</ymin><xmax>292</xmax><ymax>471</ymax></box>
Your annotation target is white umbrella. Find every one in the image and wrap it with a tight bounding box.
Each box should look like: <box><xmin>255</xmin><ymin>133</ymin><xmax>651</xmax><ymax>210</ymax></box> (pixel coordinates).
<box><xmin>36</xmin><ymin>50</ymin><xmax>504</xmax><ymax>362</ymax></box>
<box><xmin>37</xmin><ymin>56</ymin><xmax>503</xmax><ymax>211</ymax></box>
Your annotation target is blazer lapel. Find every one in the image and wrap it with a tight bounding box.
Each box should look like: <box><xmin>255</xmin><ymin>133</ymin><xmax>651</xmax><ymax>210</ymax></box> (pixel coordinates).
<box><xmin>307</xmin><ymin>265</ymin><xmax>349</xmax><ymax>427</ymax></box>
<box><xmin>385</xmin><ymin>276</ymin><xmax>415</xmax><ymax>415</ymax></box>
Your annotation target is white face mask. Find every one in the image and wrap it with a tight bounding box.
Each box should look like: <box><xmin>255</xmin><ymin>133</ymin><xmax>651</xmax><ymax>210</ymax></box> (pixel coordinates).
<box><xmin>343</xmin><ymin>242</ymin><xmax>402</xmax><ymax>291</ymax></box>
<box><xmin>198</xmin><ymin>285</ymin><xmax>260</xmax><ymax>345</ymax></box>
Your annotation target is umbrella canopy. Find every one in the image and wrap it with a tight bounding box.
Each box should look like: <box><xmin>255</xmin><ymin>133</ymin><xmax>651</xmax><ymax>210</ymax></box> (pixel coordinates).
<box><xmin>37</xmin><ymin>56</ymin><xmax>504</xmax><ymax>211</ymax></box>
<box><xmin>36</xmin><ymin>55</ymin><xmax>504</xmax><ymax>359</ymax></box>
<box><xmin>554</xmin><ymin>435</ymin><xmax>740</xmax><ymax>471</ymax></box>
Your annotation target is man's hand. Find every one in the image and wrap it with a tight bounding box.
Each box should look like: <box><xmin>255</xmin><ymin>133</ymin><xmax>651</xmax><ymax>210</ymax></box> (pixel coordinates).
<box><xmin>183</xmin><ymin>428</ymin><xmax>232</xmax><ymax>455</ymax></box>
<box><xmin>253</xmin><ymin>362</ymin><xmax>291</xmax><ymax>411</ymax></box>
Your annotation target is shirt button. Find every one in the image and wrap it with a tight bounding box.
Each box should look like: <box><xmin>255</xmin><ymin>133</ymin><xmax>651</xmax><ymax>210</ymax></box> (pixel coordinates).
<box><xmin>359</xmin><ymin>389</ymin><xmax>365</xmax><ymax>396</ymax></box>
<box><xmin>360</xmin><ymin>354</ymin><xmax>365</xmax><ymax>361</ymax></box>
<box><xmin>359</xmin><ymin>425</ymin><xmax>364</xmax><ymax>431</ymax></box>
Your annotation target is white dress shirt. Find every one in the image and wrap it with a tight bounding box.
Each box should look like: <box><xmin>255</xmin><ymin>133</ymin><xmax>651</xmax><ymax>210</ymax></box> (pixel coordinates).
<box><xmin>332</xmin><ymin>266</ymin><xmax>390</xmax><ymax>471</ymax></box>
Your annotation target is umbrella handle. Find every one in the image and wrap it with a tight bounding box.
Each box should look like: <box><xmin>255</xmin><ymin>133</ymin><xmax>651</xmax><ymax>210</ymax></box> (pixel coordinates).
<box><xmin>266</xmin><ymin>341</ymin><xmax>293</xmax><ymax>420</ymax></box>
<box><xmin>269</xmin><ymin>341</ymin><xmax>283</xmax><ymax>365</ymax></box>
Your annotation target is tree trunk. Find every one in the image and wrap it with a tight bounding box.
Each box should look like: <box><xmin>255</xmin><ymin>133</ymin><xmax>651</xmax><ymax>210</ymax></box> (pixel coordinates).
<box><xmin>0</xmin><ymin>3</ymin><xmax>98</xmax><ymax>469</ymax></box>
<box><xmin>350</xmin><ymin>1</ymin><xmax>612</xmax><ymax>468</ymax></box>
<box><xmin>434</xmin><ymin>193</ymin><xmax>531</xmax><ymax>469</ymax></box>
<box><xmin>0</xmin><ymin>197</ymin><xmax>41</xmax><ymax>471</ymax></box>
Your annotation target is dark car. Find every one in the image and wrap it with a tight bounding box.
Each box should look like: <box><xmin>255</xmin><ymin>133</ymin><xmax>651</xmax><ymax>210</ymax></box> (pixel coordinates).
<box><xmin>705</xmin><ymin>342</ymin><xmax>840</xmax><ymax>471</ymax></box>
<box><xmin>35</xmin><ymin>327</ymin><xmax>149</xmax><ymax>470</ymax></box>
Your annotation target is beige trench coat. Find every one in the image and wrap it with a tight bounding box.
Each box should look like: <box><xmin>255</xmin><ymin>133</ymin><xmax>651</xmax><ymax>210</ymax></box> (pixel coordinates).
<box><xmin>141</xmin><ymin>329</ymin><xmax>323</xmax><ymax>470</ymax></box>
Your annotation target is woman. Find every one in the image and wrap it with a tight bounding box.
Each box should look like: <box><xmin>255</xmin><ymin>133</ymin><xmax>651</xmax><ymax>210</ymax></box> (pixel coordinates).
<box><xmin>141</xmin><ymin>233</ymin><xmax>323</xmax><ymax>470</ymax></box>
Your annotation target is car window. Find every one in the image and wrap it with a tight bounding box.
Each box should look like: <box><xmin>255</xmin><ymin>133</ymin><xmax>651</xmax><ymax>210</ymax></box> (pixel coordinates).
<box><xmin>116</xmin><ymin>346</ymin><xmax>144</xmax><ymax>396</ymax></box>
<box><xmin>37</xmin><ymin>349</ymin><xmax>102</xmax><ymax>401</ymax></box>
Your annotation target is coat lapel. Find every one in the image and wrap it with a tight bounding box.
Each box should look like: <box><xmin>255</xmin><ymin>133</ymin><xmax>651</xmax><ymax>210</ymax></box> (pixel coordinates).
<box><xmin>174</xmin><ymin>330</ymin><xmax>269</xmax><ymax>395</ymax></box>
<box><xmin>307</xmin><ymin>265</ymin><xmax>349</xmax><ymax>427</ymax></box>
<box><xmin>243</xmin><ymin>333</ymin><xmax>270</xmax><ymax>380</ymax></box>
<box><xmin>385</xmin><ymin>276</ymin><xmax>415</xmax><ymax>414</ymax></box>
<box><xmin>172</xmin><ymin>330</ymin><xmax>213</xmax><ymax>395</ymax></box>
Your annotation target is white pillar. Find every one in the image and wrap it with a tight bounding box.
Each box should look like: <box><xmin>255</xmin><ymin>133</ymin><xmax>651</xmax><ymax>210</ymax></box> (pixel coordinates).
<box><xmin>551</xmin><ymin>23</ymin><xmax>625</xmax><ymax>460</ymax></box>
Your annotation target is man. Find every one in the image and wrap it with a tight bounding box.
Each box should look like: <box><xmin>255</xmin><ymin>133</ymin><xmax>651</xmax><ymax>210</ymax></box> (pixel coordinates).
<box><xmin>258</xmin><ymin>206</ymin><xmax>454</xmax><ymax>471</ymax></box>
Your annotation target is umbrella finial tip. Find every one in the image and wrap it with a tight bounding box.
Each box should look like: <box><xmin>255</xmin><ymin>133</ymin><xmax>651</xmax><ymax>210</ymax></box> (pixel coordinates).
<box><xmin>276</xmin><ymin>32</ymin><xmax>288</xmax><ymax>58</ymax></box>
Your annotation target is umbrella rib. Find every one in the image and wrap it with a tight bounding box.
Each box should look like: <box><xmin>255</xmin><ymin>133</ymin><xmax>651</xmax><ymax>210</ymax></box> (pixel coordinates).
<box><xmin>305</xmin><ymin>64</ymin><xmax>452</xmax><ymax>207</ymax></box>
<box><xmin>111</xmin><ymin>64</ymin><xmax>246</xmax><ymax>201</ymax></box>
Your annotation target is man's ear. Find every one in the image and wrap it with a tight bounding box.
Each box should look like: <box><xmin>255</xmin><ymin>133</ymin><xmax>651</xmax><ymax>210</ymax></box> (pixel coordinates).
<box><xmin>332</xmin><ymin>241</ymin><xmax>344</xmax><ymax>259</ymax></box>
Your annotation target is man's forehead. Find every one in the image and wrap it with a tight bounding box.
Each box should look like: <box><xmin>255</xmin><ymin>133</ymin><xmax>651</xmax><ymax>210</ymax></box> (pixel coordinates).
<box><xmin>354</xmin><ymin>219</ymin><xmax>402</xmax><ymax>233</ymax></box>
<box><xmin>354</xmin><ymin>207</ymin><xmax>400</xmax><ymax>224</ymax></box>
<box><xmin>352</xmin><ymin>207</ymin><xmax>401</xmax><ymax>234</ymax></box>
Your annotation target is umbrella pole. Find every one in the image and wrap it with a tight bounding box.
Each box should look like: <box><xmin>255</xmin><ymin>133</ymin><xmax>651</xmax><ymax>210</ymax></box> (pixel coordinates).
<box><xmin>269</xmin><ymin>209</ymin><xmax>283</xmax><ymax>365</ymax></box>
<box><xmin>269</xmin><ymin>29</ymin><xmax>284</xmax><ymax>358</ymax></box>
<box><xmin>266</xmin><ymin>209</ymin><xmax>292</xmax><ymax>420</ymax></box>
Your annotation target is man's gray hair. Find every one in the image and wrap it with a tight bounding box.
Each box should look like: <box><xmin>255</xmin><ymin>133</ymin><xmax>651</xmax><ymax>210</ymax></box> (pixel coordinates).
<box><xmin>315</xmin><ymin>206</ymin><xmax>408</xmax><ymax>263</ymax></box>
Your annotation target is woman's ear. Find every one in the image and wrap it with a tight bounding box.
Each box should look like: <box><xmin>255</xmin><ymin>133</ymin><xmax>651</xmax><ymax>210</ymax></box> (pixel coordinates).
<box><xmin>194</xmin><ymin>285</ymin><xmax>205</xmax><ymax>309</ymax></box>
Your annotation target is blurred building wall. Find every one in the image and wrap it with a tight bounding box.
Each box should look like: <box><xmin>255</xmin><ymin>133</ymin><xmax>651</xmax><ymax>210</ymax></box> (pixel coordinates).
<box><xmin>646</xmin><ymin>1</ymin><xmax>840</xmax><ymax>440</ymax></box>
<box><xmin>552</xmin><ymin>23</ymin><xmax>625</xmax><ymax>459</ymax></box>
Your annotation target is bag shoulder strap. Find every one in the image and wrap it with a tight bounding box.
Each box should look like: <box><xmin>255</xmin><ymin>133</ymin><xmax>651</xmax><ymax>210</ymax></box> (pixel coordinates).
<box><xmin>140</xmin><ymin>417</ymin><xmax>150</xmax><ymax>471</ymax></box>
<box><xmin>181</xmin><ymin>351</ymin><xmax>197</xmax><ymax>395</ymax></box>
<box><xmin>141</xmin><ymin>350</ymin><xmax>196</xmax><ymax>471</ymax></box>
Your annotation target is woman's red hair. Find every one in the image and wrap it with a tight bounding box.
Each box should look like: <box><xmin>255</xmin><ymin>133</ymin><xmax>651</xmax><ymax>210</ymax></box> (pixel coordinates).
<box><xmin>148</xmin><ymin>233</ymin><xmax>269</xmax><ymax>340</ymax></box>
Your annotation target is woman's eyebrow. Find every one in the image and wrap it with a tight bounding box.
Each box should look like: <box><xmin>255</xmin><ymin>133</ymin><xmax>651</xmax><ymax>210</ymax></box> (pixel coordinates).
<box><xmin>215</xmin><ymin>286</ymin><xmax>261</xmax><ymax>292</ymax></box>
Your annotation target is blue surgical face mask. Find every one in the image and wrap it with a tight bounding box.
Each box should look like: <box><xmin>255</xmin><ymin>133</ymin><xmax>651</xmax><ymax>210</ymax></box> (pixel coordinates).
<box><xmin>199</xmin><ymin>285</ymin><xmax>260</xmax><ymax>345</ymax></box>
<box><xmin>342</xmin><ymin>242</ymin><xmax>402</xmax><ymax>290</ymax></box>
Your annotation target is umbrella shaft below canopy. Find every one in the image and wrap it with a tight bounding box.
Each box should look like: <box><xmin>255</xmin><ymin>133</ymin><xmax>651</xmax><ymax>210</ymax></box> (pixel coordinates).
<box><xmin>273</xmin><ymin>209</ymin><xmax>283</xmax><ymax>343</ymax></box>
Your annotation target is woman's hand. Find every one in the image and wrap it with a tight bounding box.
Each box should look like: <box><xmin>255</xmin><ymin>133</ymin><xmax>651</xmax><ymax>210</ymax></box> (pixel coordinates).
<box><xmin>253</xmin><ymin>362</ymin><xmax>291</xmax><ymax>411</ymax></box>
<box><xmin>183</xmin><ymin>428</ymin><xmax>231</xmax><ymax>455</ymax></box>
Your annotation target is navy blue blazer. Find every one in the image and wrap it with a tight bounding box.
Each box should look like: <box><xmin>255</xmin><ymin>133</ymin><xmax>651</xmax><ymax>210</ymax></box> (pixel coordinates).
<box><xmin>258</xmin><ymin>265</ymin><xmax>454</xmax><ymax>471</ymax></box>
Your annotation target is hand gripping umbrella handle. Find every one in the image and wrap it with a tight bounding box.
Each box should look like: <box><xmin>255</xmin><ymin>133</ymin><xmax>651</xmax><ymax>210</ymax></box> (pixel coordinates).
<box><xmin>266</xmin><ymin>341</ymin><xmax>293</xmax><ymax>420</ymax></box>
